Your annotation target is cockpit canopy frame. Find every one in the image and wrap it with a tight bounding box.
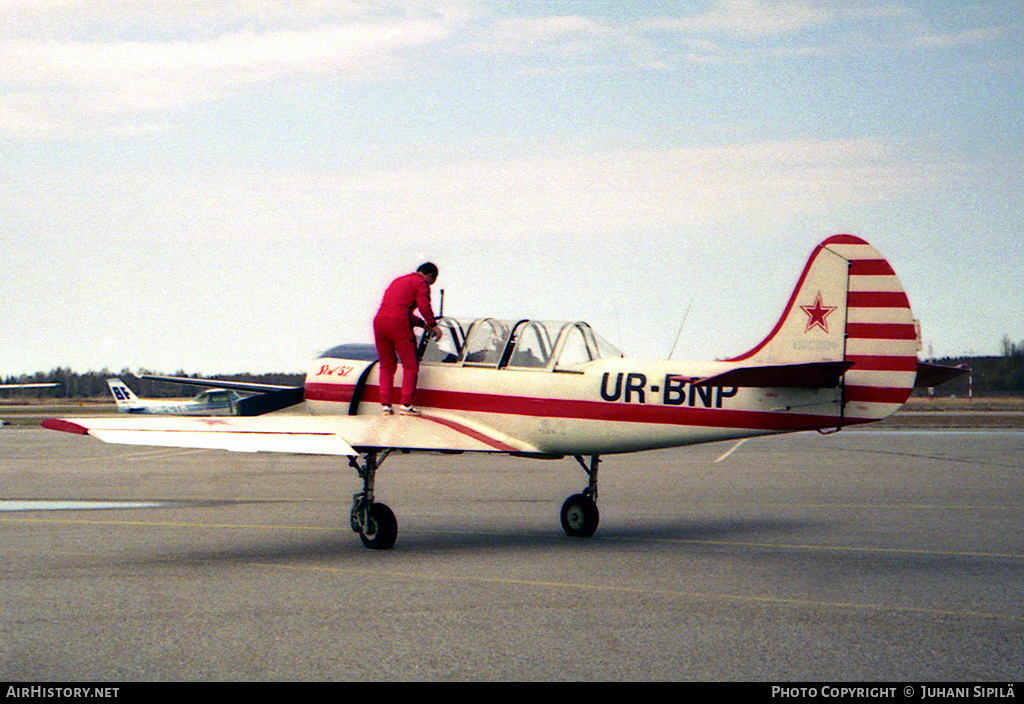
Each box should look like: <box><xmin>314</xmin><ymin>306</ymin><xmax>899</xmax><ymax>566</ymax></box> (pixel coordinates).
<box><xmin>418</xmin><ymin>317</ymin><xmax>623</xmax><ymax>372</ymax></box>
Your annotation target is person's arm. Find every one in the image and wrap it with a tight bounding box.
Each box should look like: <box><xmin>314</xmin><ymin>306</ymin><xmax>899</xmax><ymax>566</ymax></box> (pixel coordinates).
<box><xmin>414</xmin><ymin>279</ymin><xmax>437</xmax><ymax>328</ymax></box>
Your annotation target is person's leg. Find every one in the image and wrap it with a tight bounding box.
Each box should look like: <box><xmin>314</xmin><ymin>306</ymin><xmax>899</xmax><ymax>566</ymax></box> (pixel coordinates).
<box><xmin>374</xmin><ymin>327</ymin><xmax>398</xmax><ymax>408</ymax></box>
<box><xmin>393</xmin><ymin>331</ymin><xmax>420</xmax><ymax>407</ymax></box>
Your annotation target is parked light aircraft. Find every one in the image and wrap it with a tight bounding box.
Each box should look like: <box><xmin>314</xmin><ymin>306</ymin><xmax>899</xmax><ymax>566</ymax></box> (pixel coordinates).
<box><xmin>107</xmin><ymin>378</ymin><xmax>248</xmax><ymax>416</ymax></box>
<box><xmin>44</xmin><ymin>235</ymin><xmax>965</xmax><ymax>549</ymax></box>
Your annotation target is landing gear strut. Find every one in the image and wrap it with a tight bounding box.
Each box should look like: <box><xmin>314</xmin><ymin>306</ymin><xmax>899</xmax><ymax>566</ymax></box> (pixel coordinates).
<box><xmin>349</xmin><ymin>450</ymin><xmax>398</xmax><ymax>550</ymax></box>
<box><xmin>561</xmin><ymin>454</ymin><xmax>600</xmax><ymax>538</ymax></box>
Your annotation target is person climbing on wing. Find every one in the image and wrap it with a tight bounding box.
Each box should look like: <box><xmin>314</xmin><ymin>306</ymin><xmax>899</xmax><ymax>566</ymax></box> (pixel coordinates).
<box><xmin>373</xmin><ymin>262</ymin><xmax>442</xmax><ymax>416</ymax></box>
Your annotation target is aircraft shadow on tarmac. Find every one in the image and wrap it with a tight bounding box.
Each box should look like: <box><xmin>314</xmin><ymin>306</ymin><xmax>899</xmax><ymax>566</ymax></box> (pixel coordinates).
<box><xmin>118</xmin><ymin>514</ymin><xmax>823</xmax><ymax>567</ymax></box>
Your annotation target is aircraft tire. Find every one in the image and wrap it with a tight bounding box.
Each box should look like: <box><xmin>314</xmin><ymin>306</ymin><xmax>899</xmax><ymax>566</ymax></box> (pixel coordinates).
<box><xmin>359</xmin><ymin>502</ymin><xmax>398</xmax><ymax>550</ymax></box>
<box><xmin>560</xmin><ymin>494</ymin><xmax>599</xmax><ymax>538</ymax></box>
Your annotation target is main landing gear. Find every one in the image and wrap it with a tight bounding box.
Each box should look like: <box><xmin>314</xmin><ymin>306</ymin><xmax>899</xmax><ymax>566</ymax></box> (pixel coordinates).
<box><xmin>347</xmin><ymin>450</ymin><xmax>603</xmax><ymax>549</ymax></box>
<box><xmin>349</xmin><ymin>450</ymin><xmax>398</xmax><ymax>550</ymax></box>
<box><xmin>560</xmin><ymin>455</ymin><xmax>600</xmax><ymax>538</ymax></box>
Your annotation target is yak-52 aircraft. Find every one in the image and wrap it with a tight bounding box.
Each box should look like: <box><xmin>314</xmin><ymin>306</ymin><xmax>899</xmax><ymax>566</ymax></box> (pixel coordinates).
<box><xmin>44</xmin><ymin>235</ymin><xmax>965</xmax><ymax>549</ymax></box>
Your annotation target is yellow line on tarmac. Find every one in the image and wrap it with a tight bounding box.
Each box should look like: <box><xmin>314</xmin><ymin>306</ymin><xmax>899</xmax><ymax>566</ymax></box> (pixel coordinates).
<box><xmin>258</xmin><ymin>560</ymin><xmax>1024</xmax><ymax>624</ymax></box>
<box><xmin>641</xmin><ymin>536</ymin><xmax>1024</xmax><ymax>562</ymax></box>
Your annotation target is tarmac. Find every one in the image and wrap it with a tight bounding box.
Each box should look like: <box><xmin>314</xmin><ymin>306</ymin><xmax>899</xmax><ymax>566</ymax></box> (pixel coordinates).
<box><xmin>1</xmin><ymin>419</ymin><xmax>1022</xmax><ymax>681</ymax></box>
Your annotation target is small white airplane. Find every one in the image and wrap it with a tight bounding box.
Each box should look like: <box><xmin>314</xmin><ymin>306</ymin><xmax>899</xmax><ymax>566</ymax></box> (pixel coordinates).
<box><xmin>45</xmin><ymin>235</ymin><xmax>965</xmax><ymax>549</ymax></box>
<box><xmin>106</xmin><ymin>378</ymin><xmax>249</xmax><ymax>416</ymax></box>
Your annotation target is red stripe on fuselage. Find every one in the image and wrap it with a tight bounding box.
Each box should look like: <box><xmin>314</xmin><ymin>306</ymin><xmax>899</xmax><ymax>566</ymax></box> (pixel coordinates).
<box><xmin>305</xmin><ymin>381</ymin><xmax>850</xmax><ymax>432</ymax></box>
<box><xmin>418</xmin><ymin>415</ymin><xmax>520</xmax><ymax>452</ymax></box>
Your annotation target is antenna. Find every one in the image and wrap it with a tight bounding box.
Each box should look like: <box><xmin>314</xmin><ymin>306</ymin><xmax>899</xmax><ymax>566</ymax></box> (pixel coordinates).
<box><xmin>667</xmin><ymin>297</ymin><xmax>694</xmax><ymax>360</ymax></box>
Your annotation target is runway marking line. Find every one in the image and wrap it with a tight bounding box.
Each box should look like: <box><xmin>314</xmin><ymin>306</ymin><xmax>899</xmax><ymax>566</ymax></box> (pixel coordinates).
<box><xmin>0</xmin><ymin>515</ymin><xmax>331</xmax><ymax>532</ymax></box>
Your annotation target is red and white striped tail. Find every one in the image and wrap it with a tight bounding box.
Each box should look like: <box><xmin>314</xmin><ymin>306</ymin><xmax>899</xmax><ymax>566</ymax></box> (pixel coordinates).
<box><xmin>729</xmin><ymin>234</ymin><xmax>920</xmax><ymax>423</ymax></box>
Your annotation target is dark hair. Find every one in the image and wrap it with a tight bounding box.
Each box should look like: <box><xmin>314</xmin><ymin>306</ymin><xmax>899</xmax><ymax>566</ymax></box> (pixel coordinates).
<box><xmin>417</xmin><ymin>262</ymin><xmax>438</xmax><ymax>277</ymax></box>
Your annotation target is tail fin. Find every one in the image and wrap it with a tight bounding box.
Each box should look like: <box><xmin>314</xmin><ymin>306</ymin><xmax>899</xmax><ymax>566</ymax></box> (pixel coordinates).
<box><xmin>106</xmin><ymin>378</ymin><xmax>142</xmax><ymax>410</ymax></box>
<box><xmin>728</xmin><ymin>235</ymin><xmax>920</xmax><ymax>423</ymax></box>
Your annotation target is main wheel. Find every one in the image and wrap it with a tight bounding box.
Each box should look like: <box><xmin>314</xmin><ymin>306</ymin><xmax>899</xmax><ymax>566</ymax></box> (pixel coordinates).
<box><xmin>359</xmin><ymin>502</ymin><xmax>398</xmax><ymax>550</ymax></box>
<box><xmin>560</xmin><ymin>493</ymin><xmax>599</xmax><ymax>538</ymax></box>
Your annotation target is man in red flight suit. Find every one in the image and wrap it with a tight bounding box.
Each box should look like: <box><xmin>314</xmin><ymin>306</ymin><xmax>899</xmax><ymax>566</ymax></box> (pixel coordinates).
<box><xmin>373</xmin><ymin>262</ymin><xmax>442</xmax><ymax>415</ymax></box>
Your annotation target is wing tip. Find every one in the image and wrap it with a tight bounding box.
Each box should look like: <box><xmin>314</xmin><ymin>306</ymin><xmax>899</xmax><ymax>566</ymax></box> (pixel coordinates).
<box><xmin>41</xmin><ymin>418</ymin><xmax>90</xmax><ymax>435</ymax></box>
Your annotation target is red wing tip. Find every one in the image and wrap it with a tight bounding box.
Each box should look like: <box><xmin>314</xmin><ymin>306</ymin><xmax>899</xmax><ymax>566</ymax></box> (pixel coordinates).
<box><xmin>41</xmin><ymin>418</ymin><xmax>90</xmax><ymax>435</ymax></box>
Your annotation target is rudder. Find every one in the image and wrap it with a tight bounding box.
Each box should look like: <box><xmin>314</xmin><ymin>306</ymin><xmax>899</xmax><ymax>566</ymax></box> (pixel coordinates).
<box><xmin>728</xmin><ymin>234</ymin><xmax>920</xmax><ymax>423</ymax></box>
<box><xmin>106</xmin><ymin>378</ymin><xmax>141</xmax><ymax>409</ymax></box>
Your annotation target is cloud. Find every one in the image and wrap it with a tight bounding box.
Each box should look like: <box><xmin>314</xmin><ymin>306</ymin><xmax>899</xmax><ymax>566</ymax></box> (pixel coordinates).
<box><xmin>0</xmin><ymin>11</ymin><xmax>454</xmax><ymax>138</ymax></box>
<box><xmin>669</xmin><ymin>0</ymin><xmax>835</xmax><ymax>37</ymax></box>
<box><xmin>16</xmin><ymin>136</ymin><xmax>962</xmax><ymax>248</ymax></box>
<box><xmin>4</xmin><ymin>2</ymin><xmax>1014</xmax><ymax>140</ymax></box>
<box><xmin>318</xmin><ymin>137</ymin><xmax>959</xmax><ymax>240</ymax></box>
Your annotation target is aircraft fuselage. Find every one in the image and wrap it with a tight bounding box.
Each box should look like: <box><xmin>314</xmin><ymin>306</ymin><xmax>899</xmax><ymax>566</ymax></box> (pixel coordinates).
<box><xmin>304</xmin><ymin>355</ymin><xmax>850</xmax><ymax>456</ymax></box>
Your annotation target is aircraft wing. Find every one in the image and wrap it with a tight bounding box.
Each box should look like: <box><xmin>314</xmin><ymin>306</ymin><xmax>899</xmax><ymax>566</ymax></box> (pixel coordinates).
<box><xmin>42</xmin><ymin>411</ymin><xmax>542</xmax><ymax>456</ymax></box>
<box><xmin>680</xmin><ymin>361</ymin><xmax>855</xmax><ymax>389</ymax></box>
<box><xmin>0</xmin><ymin>383</ymin><xmax>59</xmax><ymax>390</ymax></box>
<box><xmin>139</xmin><ymin>374</ymin><xmax>298</xmax><ymax>393</ymax></box>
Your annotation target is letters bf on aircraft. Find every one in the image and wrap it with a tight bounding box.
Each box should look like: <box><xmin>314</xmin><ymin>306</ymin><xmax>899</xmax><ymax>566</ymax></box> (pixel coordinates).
<box><xmin>45</xmin><ymin>235</ymin><xmax>966</xmax><ymax>550</ymax></box>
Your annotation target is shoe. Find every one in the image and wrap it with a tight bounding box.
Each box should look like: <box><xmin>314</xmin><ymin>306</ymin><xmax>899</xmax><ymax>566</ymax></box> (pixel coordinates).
<box><xmin>400</xmin><ymin>405</ymin><xmax>421</xmax><ymax>416</ymax></box>
<box><xmin>381</xmin><ymin>405</ymin><xmax>393</xmax><ymax>415</ymax></box>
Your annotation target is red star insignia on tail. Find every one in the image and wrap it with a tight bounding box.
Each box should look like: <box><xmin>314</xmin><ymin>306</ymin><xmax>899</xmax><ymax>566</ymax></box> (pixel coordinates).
<box><xmin>800</xmin><ymin>292</ymin><xmax>836</xmax><ymax>333</ymax></box>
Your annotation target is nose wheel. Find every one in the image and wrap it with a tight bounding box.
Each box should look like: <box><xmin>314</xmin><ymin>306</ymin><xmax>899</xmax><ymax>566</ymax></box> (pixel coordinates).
<box><xmin>561</xmin><ymin>455</ymin><xmax>600</xmax><ymax>538</ymax></box>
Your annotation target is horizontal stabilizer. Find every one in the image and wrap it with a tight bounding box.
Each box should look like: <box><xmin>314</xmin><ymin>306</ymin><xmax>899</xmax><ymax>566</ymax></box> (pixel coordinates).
<box><xmin>914</xmin><ymin>362</ymin><xmax>970</xmax><ymax>388</ymax></box>
<box><xmin>235</xmin><ymin>387</ymin><xmax>306</xmax><ymax>416</ymax></box>
<box><xmin>684</xmin><ymin>361</ymin><xmax>854</xmax><ymax>389</ymax></box>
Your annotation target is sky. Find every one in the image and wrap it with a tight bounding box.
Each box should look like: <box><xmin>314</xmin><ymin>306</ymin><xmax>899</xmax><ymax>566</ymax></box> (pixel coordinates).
<box><xmin>2</xmin><ymin>0</ymin><xmax>1022</xmax><ymax>377</ymax></box>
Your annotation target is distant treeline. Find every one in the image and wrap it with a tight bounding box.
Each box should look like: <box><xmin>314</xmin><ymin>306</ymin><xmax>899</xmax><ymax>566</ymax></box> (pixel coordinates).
<box><xmin>4</xmin><ymin>337</ymin><xmax>1024</xmax><ymax>399</ymax></box>
<box><xmin>918</xmin><ymin>336</ymin><xmax>1024</xmax><ymax>398</ymax></box>
<box><xmin>1</xmin><ymin>369</ymin><xmax>304</xmax><ymax>400</ymax></box>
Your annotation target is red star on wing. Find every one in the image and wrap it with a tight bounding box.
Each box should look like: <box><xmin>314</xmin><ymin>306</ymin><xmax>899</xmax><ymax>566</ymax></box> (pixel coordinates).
<box><xmin>800</xmin><ymin>292</ymin><xmax>836</xmax><ymax>333</ymax></box>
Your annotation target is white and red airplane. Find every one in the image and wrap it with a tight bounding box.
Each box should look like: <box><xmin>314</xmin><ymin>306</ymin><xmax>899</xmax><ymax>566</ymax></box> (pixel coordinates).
<box><xmin>44</xmin><ymin>235</ymin><xmax>965</xmax><ymax>549</ymax></box>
